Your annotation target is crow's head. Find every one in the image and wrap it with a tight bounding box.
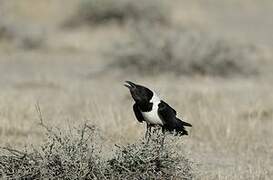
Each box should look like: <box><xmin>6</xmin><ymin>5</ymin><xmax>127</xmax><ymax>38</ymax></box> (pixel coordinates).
<box><xmin>124</xmin><ymin>81</ymin><xmax>153</xmax><ymax>103</ymax></box>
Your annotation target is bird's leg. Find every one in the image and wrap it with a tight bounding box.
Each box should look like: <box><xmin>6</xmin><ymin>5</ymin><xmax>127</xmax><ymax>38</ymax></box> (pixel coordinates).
<box><xmin>145</xmin><ymin>123</ymin><xmax>149</xmax><ymax>139</ymax></box>
<box><xmin>160</xmin><ymin>128</ymin><xmax>166</xmax><ymax>149</ymax></box>
<box><xmin>161</xmin><ymin>134</ymin><xmax>166</xmax><ymax>149</ymax></box>
<box><xmin>145</xmin><ymin>124</ymin><xmax>152</xmax><ymax>143</ymax></box>
<box><xmin>148</xmin><ymin>125</ymin><xmax>152</xmax><ymax>142</ymax></box>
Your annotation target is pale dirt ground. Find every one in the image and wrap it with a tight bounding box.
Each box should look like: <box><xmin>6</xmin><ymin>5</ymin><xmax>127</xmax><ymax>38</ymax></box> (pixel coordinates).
<box><xmin>0</xmin><ymin>1</ymin><xmax>273</xmax><ymax>179</ymax></box>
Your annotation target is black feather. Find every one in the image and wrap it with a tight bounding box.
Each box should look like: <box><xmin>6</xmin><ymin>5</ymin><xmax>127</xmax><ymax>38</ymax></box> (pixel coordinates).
<box><xmin>158</xmin><ymin>101</ymin><xmax>191</xmax><ymax>136</ymax></box>
<box><xmin>161</xmin><ymin>100</ymin><xmax>176</xmax><ymax>115</ymax></box>
<box><xmin>133</xmin><ymin>103</ymin><xmax>145</xmax><ymax>123</ymax></box>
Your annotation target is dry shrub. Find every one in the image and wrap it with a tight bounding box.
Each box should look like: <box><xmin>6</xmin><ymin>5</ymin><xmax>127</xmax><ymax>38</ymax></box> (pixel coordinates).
<box><xmin>0</xmin><ymin>22</ymin><xmax>45</xmax><ymax>50</ymax></box>
<box><xmin>0</xmin><ymin>23</ymin><xmax>14</xmax><ymax>41</ymax></box>
<box><xmin>106</xmin><ymin>132</ymin><xmax>193</xmax><ymax>179</ymax></box>
<box><xmin>0</xmin><ymin>108</ymin><xmax>193</xmax><ymax>179</ymax></box>
<box><xmin>0</xmin><ymin>126</ymin><xmax>193</xmax><ymax>179</ymax></box>
<box><xmin>108</xmin><ymin>24</ymin><xmax>263</xmax><ymax>77</ymax></box>
<box><xmin>0</xmin><ymin>105</ymin><xmax>104</xmax><ymax>179</ymax></box>
<box><xmin>65</xmin><ymin>0</ymin><xmax>170</xmax><ymax>27</ymax></box>
<box><xmin>0</xmin><ymin>123</ymin><xmax>104</xmax><ymax>179</ymax></box>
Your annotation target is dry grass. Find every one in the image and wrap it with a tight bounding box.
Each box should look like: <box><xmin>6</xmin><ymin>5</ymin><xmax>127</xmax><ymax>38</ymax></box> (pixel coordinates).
<box><xmin>0</xmin><ymin>0</ymin><xmax>273</xmax><ymax>179</ymax></box>
<box><xmin>0</xmin><ymin>74</ymin><xmax>272</xmax><ymax>179</ymax></box>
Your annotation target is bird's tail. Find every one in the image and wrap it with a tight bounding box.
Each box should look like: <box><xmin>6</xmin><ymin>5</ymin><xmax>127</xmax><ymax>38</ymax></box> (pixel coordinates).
<box><xmin>180</xmin><ymin>119</ymin><xmax>192</xmax><ymax>127</ymax></box>
<box><xmin>175</xmin><ymin>118</ymin><xmax>192</xmax><ymax>136</ymax></box>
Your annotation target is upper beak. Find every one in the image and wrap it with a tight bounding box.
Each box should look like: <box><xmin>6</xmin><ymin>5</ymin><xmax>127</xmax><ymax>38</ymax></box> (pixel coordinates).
<box><xmin>124</xmin><ymin>81</ymin><xmax>136</xmax><ymax>89</ymax></box>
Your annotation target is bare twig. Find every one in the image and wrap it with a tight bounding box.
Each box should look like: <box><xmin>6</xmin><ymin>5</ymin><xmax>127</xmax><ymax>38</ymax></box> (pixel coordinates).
<box><xmin>35</xmin><ymin>102</ymin><xmax>51</xmax><ymax>133</ymax></box>
<box><xmin>35</xmin><ymin>102</ymin><xmax>62</xmax><ymax>143</ymax></box>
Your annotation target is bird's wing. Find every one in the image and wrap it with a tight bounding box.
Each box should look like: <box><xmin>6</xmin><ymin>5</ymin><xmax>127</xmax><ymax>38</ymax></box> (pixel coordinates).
<box><xmin>161</xmin><ymin>100</ymin><xmax>176</xmax><ymax>115</ymax></box>
<box><xmin>158</xmin><ymin>101</ymin><xmax>191</xmax><ymax>135</ymax></box>
<box><xmin>133</xmin><ymin>103</ymin><xmax>145</xmax><ymax>123</ymax></box>
<box><xmin>157</xmin><ymin>101</ymin><xmax>177</xmax><ymax>125</ymax></box>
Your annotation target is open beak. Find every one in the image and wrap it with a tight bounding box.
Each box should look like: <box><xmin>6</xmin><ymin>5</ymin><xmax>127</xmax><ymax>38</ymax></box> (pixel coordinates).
<box><xmin>124</xmin><ymin>81</ymin><xmax>136</xmax><ymax>89</ymax></box>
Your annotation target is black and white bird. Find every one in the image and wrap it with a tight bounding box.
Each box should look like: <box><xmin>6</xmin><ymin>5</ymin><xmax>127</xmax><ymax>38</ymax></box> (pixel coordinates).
<box><xmin>124</xmin><ymin>81</ymin><xmax>192</xmax><ymax>137</ymax></box>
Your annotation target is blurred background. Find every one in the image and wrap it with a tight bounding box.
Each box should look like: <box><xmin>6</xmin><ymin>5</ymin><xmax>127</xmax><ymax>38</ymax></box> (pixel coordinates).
<box><xmin>0</xmin><ymin>0</ymin><xmax>273</xmax><ymax>179</ymax></box>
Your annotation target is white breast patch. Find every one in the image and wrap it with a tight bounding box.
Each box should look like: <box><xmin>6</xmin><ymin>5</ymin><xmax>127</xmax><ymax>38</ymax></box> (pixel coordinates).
<box><xmin>141</xmin><ymin>92</ymin><xmax>163</xmax><ymax>125</ymax></box>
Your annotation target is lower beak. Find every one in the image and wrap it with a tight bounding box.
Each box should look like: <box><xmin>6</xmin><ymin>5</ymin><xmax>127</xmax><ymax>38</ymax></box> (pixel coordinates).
<box><xmin>124</xmin><ymin>81</ymin><xmax>136</xmax><ymax>89</ymax></box>
<box><xmin>124</xmin><ymin>83</ymin><xmax>131</xmax><ymax>88</ymax></box>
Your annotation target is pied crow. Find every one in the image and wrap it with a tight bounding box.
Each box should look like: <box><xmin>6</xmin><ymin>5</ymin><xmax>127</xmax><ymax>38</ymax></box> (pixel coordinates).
<box><xmin>124</xmin><ymin>81</ymin><xmax>192</xmax><ymax>137</ymax></box>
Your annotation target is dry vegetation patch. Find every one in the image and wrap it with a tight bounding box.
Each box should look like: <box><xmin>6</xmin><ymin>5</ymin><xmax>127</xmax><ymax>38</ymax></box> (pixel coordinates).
<box><xmin>65</xmin><ymin>0</ymin><xmax>170</xmax><ymax>27</ymax></box>
<box><xmin>0</xmin><ymin>23</ymin><xmax>14</xmax><ymax>41</ymax></box>
<box><xmin>0</xmin><ymin>22</ymin><xmax>45</xmax><ymax>50</ymax></box>
<box><xmin>0</xmin><ymin>107</ymin><xmax>192</xmax><ymax>179</ymax></box>
<box><xmin>107</xmin><ymin>132</ymin><xmax>193</xmax><ymax>179</ymax></box>
<box><xmin>0</xmin><ymin>123</ymin><xmax>104</xmax><ymax>179</ymax></box>
<box><xmin>108</xmin><ymin>24</ymin><xmax>264</xmax><ymax>77</ymax></box>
